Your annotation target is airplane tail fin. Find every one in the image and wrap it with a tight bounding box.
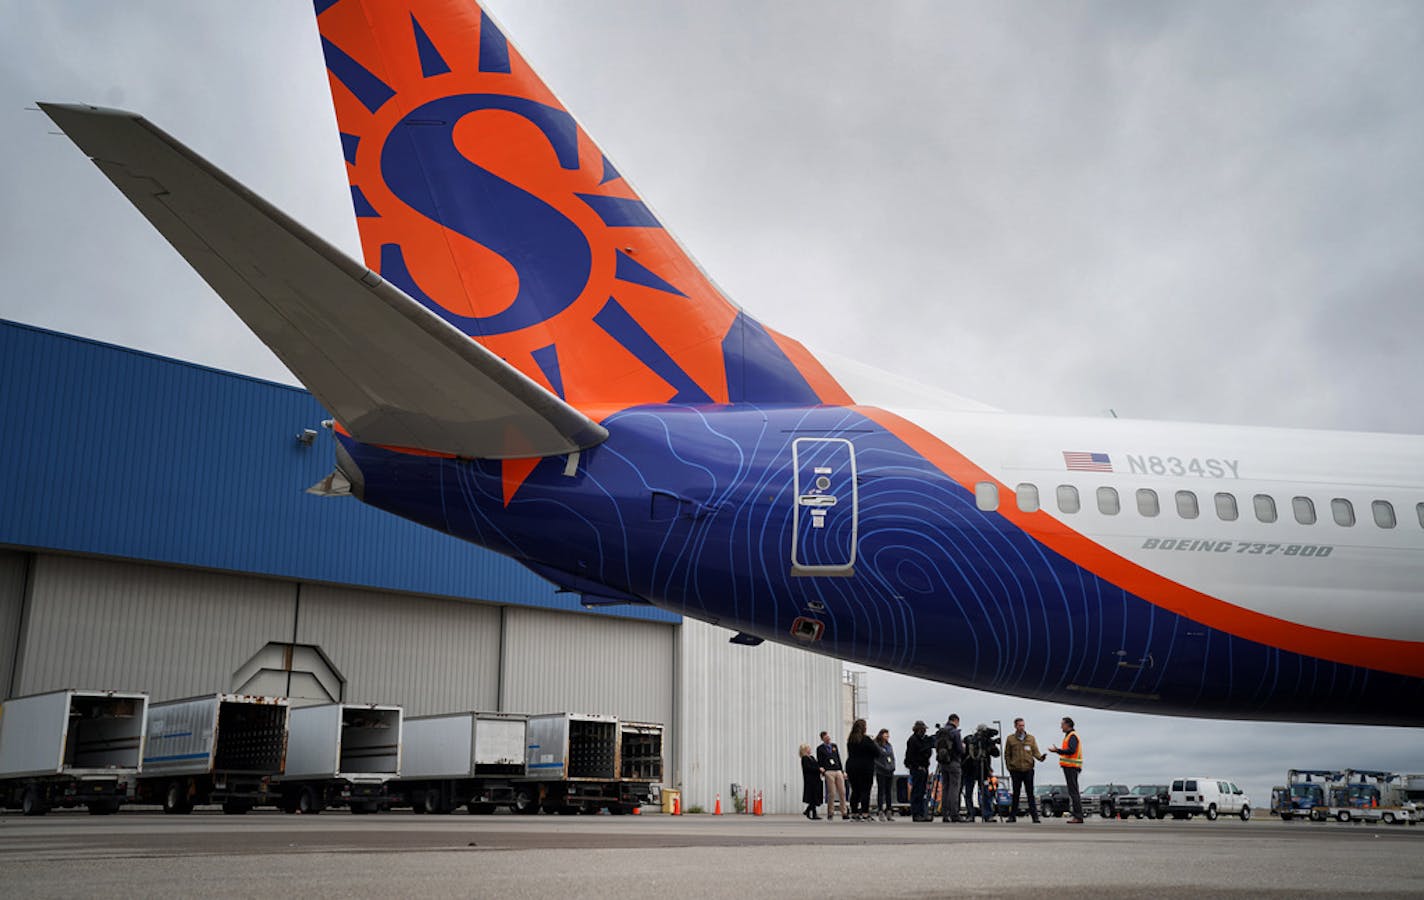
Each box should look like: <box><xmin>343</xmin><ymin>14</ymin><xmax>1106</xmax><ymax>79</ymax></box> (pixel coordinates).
<box><xmin>314</xmin><ymin>0</ymin><xmax>851</xmax><ymax>413</ymax></box>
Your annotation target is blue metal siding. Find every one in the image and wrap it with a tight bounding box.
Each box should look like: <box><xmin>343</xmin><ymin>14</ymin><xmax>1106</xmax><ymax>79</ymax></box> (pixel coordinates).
<box><xmin>0</xmin><ymin>320</ymin><xmax>676</xmax><ymax>624</ymax></box>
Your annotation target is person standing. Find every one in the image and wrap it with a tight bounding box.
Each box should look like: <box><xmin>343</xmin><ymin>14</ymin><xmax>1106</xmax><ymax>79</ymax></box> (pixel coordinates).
<box><xmin>873</xmin><ymin>728</ymin><xmax>896</xmax><ymax>821</ymax></box>
<box><xmin>904</xmin><ymin>720</ymin><xmax>934</xmax><ymax>822</ymax></box>
<box><xmin>1047</xmin><ymin>716</ymin><xmax>1084</xmax><ymax>823</ymax></box>
<box><xmin>934</xmin><ymin>714</ymin><xmax>965</xmax><ymax>822</ymax></box>
<box><xmin>816</xmin><ymin>730</ymin><xmax>846</xmax><ymax>820</ymax></box>
<box><xmin>1003</xmin><ymin>717</ymin><xmax>1046</xmax><ymax>823</ymax></box>
<box><xmin>799</xmin><ymin>744</ymin><xmax>823</xmax><ymax>819</ymax></box>
<box><xmin>844</xmin><ymin>719</ymin><xmax>879</xmax><ymax>821</ymax></box>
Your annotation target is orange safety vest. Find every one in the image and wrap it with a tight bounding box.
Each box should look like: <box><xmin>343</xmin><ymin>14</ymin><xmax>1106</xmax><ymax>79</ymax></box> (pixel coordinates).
<box><xmin>1059</xmin><ymin>731</ymin><xmax>1082</xmax><ymax>769</ymax></box>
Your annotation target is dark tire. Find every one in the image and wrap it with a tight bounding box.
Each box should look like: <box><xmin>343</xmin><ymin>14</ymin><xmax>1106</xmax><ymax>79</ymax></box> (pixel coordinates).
<box><xmin>21</xmin><ymin>786</ymin><xmax>48</xmax><ymax>817</ymax></box>
<box><xmin>1336</xmin><ymin>810</ymin><xmax>1351</xmax><ymax>823</ymax></box>
<box><xmin>1383</xmin><ymin>812</ymin><xmax>1396</xmax><ymax>825</ymax></box>
<box><xmin>1240</xmin><ymin>806</ymin><xmax>1251</xmax><ymax>822</ymax></box>
<box><xmin>513</xmin><ymin>788</ymin><xmax>539</xmax><ymax>815</ymax></box>
<box><xmin>298</xmin><ymin>787</ymin><xmax>323</xmax><ymax>815</ymax></box>
<box><xmin>421</xmin><ymin>790</ymin><xmax>450</xmax><ymax>815</ymax></box>
<box><xmin>163</xmin><ymin>781</ymin><xmax>193</xmax><ymax>815</ymax></box>
<box><xmin>467</xmin><ymin>802</ymin><xmax>497</xmax><ymax>815</ymax></box>
<box><xmin>1101</xmin><ymin>803</ymin><xmax>1114</xmax><ymax>819</ymax></box>
<box><xmin>1205</xmin><ymin>804</ymin><xmax>1218</xmax><ymax>821</ymax></box>
<box><xmin>1280</xmin><ymin>812</ymin><xmax>1293</xmax><ymax>822</ymax></box>
<box><xmin>222</xmin><ymin>800</ymin><xmax>253</xmax><ymax>815</ymax></box>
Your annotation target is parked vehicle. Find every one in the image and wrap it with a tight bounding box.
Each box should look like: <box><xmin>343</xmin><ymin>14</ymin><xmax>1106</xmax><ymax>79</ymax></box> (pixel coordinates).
<box><xmin>1035</xmin><ymin>783</ymin><xmax>1072</xmax><ymax>817</ymax></box>
<box><xmin>1323</xmin><ymin>770</ymin><xmax>1417</xmax><ymax>825</ymax></box>
<box><xmin>1117</xmin><ymin>784</ymin><xmax>1170</xmax><ymax>819</ymax></box>
<box><xmin>1167</xmin><ymin>777</ymin><xmax>1251</xmax><ymax>821</ymax></box>
<box><xmin>0</xmin><ymin>690</ymin><xmax>147</xmax><ymax>816</ymax></box>
<box><xmin>522</xmin><ymin>713</ymin><xmax>656</xmax><ymax>814</ymax></box>
<box><xmin>395</xmin><ymin>711</ymin><xmax>527</xmax><ymax>814</ymax></box>
<box><xmin>271</xmin><ymin>703</ymin><xmax>402</xmax><ymax>814</ymax></box>
<box><xmin>134</xmin><ymin>693</ymin><xmax>289</xmax><ymax>814</ymax></box>
<box><xmin>1080</xmin><ymin>783</ymin><xmax>1130</xmax><ymax>818</ymax></box>
<box><xmin>1273</xmin><ymin>769</ymin><xmax>1339</xmax><ymax>821</ymax></box>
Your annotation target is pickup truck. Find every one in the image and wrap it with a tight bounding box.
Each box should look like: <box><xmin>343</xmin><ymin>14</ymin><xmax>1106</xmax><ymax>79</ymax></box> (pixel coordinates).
<box><xmin>1035</xmin><ymin>783</ymin><xmax>1073</xmax><ymax>817</ymax></box>
<box><xmin>1117</xmin><ymin>784</ymin><xmax>1170</xmax><ymax>819</ymax></box>
<box><xmin>1081</xmin><ymin>783</ymin><xmax>1131</xmax><ymax>818</ymax></box>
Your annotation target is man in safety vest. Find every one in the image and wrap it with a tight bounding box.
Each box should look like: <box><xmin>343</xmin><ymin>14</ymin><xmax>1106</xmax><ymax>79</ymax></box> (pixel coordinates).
<box><xmin>1047</xmin><ymin>716</ymin><xmax>1085</xmax><ymax>823</ymax></box>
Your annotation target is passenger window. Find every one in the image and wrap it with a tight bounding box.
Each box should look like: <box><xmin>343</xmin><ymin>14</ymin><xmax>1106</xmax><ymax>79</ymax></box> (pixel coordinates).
<box><xmin>1185</xmin><ymin>780</ymin><xmax>1197</xmax><ymax>792</ymax></box>
<box><xmin>1172</xmin><ymin>780</ymin><xmax>1183</xmax><ymax>791</ymax></box>
<box><xmin>1057</xmin><ymin>485</ymin><xmax>1080</xmax><ymax>514</ymax></box>
<box><xmin>976</xmin><ymin>482</ymin><xmax>999</xmax><ymax>512</ymax></box>
<box><xmin>1017</xmin><ymin>483</ymin><xmax>1040</xmax><ymax>513</ymax></box>
<box><xmin>1097</xmin><ymin>486</ymin><xmax>1120</xmax><ymax>515</ymax></box>
<box><xmin>1331</xmin><ymin>498</ymin><xmax>1355</xmax><ymax>527</ymax></box>
<box><xmin>1136</xmin><ymin>488</ymin><xmax>1160</xmax><ymax>517</ymax></box>
<box><xmin>1292</xmin><ymin>496</ymin><xmax>1316</xmax><ymax>525</ymax></box>
<box><xmin>1175</xmin><ymin>490</ymin><xmax>1199</xmax><ymax>519</ymax></box>
<box><xmin>1372</xmin><ymin>500</ymin><xmax>1396</xmax><ymax>529</ymax></box>
<box><xmin>1215</xmin><ymin>492</ymin><xmax>1238</xmax><ymax>521</ymax></box>
<box><xmin>1253</xmin><ymin>494</ymin><xmax>1277</xmax><ymax>523</ymax></box>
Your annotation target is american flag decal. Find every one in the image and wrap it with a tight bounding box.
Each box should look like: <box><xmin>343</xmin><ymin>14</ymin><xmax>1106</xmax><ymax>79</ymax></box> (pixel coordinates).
<box><xmin>1063</xmin><ymin>451</ymin><xmax>1113</xmax><ymax>472</ymax></box>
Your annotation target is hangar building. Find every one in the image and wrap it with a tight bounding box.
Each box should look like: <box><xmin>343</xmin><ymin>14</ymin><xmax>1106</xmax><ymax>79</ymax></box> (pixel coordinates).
<box><xmin>0</xmin><ymin>320</ymin><xmax>841</xmax><ymax>813</ymax></box>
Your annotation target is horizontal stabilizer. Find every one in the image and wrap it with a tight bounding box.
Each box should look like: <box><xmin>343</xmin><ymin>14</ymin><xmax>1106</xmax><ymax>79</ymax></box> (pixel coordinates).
<box><xmin>39</xmin><ymin>103</ymin><xmax>607</xmax><ymax>459</ymax></box>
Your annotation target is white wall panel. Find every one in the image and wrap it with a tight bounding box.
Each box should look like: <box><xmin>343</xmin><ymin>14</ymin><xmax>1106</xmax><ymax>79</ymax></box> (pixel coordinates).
<box><xmin>295</xmin><ymin>584</ymin><xmax>500</xmax><ymax>715</ymax></box>
<box><xmin>500</xmin><ymin>607</ymin><xmax>674</xmax><ymax>727</ymax></box>
<box><xmin>676</xmin><ymin>619</ymin><xmax>842</xmax><ymax>814</ymax></box>
<box><xmin>0</xmin><ymin>550</ymin><xmax>29</xmax><ymax>698</ymax></box>
<box><xmin>15</xmin><ymin>555</ymin><xmax>295</xmax><ymax>700</ymax></box>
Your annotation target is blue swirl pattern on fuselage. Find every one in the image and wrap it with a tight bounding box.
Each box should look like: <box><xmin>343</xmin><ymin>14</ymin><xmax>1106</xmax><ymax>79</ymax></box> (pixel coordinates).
<box><xmin>339</xmin><ymin>405</ymin><xmax>1424</xmax><ymax>725</ymax></box>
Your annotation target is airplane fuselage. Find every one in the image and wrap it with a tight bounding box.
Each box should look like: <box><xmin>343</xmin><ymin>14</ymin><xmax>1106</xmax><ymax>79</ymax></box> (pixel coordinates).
<box><xmin>338</xmin><ymin>404</ymin><xmax>1424</xmax><ymax>726</ymax></box>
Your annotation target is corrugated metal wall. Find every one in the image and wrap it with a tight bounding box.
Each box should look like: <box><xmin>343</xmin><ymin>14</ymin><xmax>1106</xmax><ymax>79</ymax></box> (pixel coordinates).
<box><xmin>0</xmin><ymin>550</ymin><xmax>28</xmax><ymax>698</ymax></box>
<box><xmin>676</xmin><ymin>618</ymin><xmax>842</xmax><ymax>814</ymax></box>
<box><xmin>15</xmin><ymin>555</ymin><xmax>295</xmax><ymax>699</ymax></box>
<box><xmin>296</xmin><ymin>583</ymin><xmax>501</xmax><ymax>715</ymax></box>
<box><xmin>500</xmin><ymin>607</ymin><xmax>674</xmax><ymax>726</ymax></box>
<box><xmin>0</xmin><ymin>320</ymin><xmax>673</xmax><ymax>626</ymax></box>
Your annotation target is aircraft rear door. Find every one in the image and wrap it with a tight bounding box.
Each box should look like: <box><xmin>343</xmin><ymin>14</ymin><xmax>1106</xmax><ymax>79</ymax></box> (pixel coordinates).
<box><xmin>790</xmin><ymin>437</ymin><xmax>857</xmax><ymax>577</ymax></box>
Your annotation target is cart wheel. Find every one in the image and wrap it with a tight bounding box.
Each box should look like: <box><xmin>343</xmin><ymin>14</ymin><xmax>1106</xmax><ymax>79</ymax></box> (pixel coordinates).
<box><xmin>21</xmin><ymin>786</ymin><xmax>49</xmax><ymax>817</ymax></box>
<box><xmin>164</xmin><ymin>781</ymin><xmax>193</xmax><ymax>815</ymax></box>
<box><xmin>513</xmin><ymin>788</ymin><xmax>539</xmax><ymax>815</ymax></box>
<box><xmin>298</xmin><ymin>787</ymin><xmax>323</xmax><ymax>815</ymax></box>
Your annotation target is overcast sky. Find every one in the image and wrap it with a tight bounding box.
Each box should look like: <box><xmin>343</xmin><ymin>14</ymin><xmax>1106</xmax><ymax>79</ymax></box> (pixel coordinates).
<box><xmin>2</xmin><ymin>1</ymin><xmax>1421</xmax><ymax>805</ymax></box>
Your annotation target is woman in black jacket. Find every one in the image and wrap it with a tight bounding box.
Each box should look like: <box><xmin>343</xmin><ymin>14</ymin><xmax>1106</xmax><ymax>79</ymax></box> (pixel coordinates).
<box><xmin>799</xmin><ymin>743</ymin><xmax>823</xmax><ymax>819</ymax></box>
<box><xmin>844</xmin><ymin>719</ymin><xmax>880</xmax><ymax>821</ymax></box>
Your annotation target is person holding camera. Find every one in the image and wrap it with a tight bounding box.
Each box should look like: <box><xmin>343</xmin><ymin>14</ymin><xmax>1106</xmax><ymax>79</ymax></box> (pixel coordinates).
<box><xmin>1003</xmin><ymin>717</ymin><xmax>1046</xmax><ymax>823</ymax></box>
<box><xmin>1047</xmin><ymin>716</ymin><xmax>1085</xmax><ymax>823</ymax></box>
<box><xmin>934</xmin><ymin>714</ymin><xmax>965</xmax><ymax>822</ymax></box>
<box><xmin>904</xmin><ymin>720</ymin><xmax>934</xmax><ymax>822</ymax></box>
<box><xmin>962</xmin><ymin>724</ymin><xmax>1001</xmax><ymax>821</ymax></box>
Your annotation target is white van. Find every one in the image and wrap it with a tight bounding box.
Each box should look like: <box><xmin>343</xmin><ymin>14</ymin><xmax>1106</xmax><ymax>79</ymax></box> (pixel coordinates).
<box><xmin>1167</xmin><ymin>777</ymin><xmax>1251</xmax><ymax>821</ymax></box>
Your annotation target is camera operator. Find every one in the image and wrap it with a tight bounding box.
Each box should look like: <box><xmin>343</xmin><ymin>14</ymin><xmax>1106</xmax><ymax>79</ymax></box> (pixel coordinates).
<box><xmin>963</xmin><ymin>724</ymin><xmax>1001</xmax><ymax>822</ymax></box>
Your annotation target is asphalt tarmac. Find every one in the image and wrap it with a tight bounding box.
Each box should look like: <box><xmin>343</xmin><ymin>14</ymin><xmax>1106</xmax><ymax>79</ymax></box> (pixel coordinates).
<box><xmin>2</xmin><ymin>811</ymin><xmax>1420</xmax><ymax>898</ymax></box>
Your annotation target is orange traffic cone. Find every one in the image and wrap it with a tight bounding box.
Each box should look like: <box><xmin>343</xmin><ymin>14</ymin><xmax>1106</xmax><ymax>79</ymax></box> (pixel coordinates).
<box><xmin>714</xmin><ymin>793</ymin><xmax>723</xmax><ymax>815</ymax></box>
<box><xmin>754</xmin><ymin>791</ymin><xmax>763</xmax><ymax>816</ymax></box>
<box><xmin>632</xmin><ymin>805</ymin><xmax>641</xmax><ymax>815</ymax></box>
<box><xmin>672</xmin><ymin>796</ymin><xmax>680</xmax><ymax>815</ymax></box>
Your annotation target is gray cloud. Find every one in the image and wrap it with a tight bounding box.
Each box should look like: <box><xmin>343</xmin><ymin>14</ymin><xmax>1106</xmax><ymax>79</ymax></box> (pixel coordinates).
<box><xmin>2</xmin><ymin>0</ymin><xmax>1419</xmax><ymax>798</ymax></box>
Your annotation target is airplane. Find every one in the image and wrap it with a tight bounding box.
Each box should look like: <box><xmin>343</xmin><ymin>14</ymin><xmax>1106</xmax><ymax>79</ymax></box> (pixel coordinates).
<box><xmin>39</xmin><ymin>0</ymin><xmax>1422</xmax><ymax>727</ymax></box>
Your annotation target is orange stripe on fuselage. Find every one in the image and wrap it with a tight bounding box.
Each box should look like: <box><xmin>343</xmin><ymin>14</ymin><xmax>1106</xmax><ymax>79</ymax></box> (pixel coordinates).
<box><xmin>857</xmin><ymin>406</ymin><xmax>1424</xmax><ymax>680</ymax></box>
